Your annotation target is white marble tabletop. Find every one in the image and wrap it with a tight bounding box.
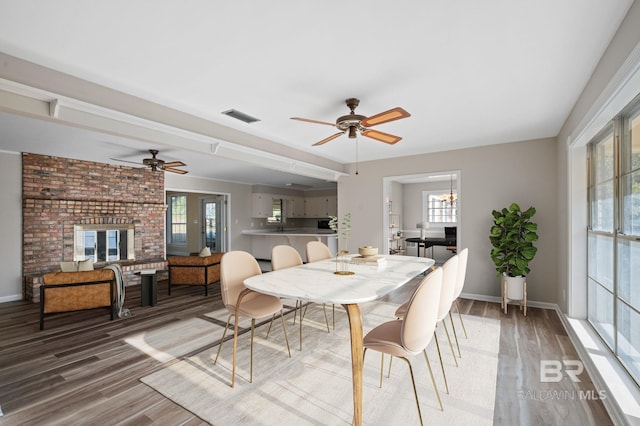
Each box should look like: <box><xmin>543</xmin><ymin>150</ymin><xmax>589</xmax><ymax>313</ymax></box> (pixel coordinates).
<box><xmin>243</xmin><ymin>254</ymin><xmax>434</xmax><ymax>305</ymax></box>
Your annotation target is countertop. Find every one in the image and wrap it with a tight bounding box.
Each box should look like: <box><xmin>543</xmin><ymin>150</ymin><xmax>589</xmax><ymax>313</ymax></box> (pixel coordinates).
<box><xmin>242</xmin><ymin>229</ymin><xmax>337</xmax><ymax>237</ymax></box>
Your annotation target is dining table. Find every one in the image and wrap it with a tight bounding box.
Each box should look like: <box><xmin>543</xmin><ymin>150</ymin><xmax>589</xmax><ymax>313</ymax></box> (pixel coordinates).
<box><xmin>243</xmin><ymin>253</ymin><xmax>435</xmax><ymax>426</ymax></box>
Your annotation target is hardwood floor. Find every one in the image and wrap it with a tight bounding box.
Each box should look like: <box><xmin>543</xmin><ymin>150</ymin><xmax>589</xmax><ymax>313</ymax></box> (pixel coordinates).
<box><xmin>0</xmin><ymin>279</ymin><xmax>612</xmax><ymax>425</ymax></box>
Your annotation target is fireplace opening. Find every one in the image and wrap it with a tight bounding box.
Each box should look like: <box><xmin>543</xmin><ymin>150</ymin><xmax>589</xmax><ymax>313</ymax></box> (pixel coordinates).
<box><xmin>74</xmin><ymin>224</ymin><xmax>135</xmax><ymax>263</ymax></box>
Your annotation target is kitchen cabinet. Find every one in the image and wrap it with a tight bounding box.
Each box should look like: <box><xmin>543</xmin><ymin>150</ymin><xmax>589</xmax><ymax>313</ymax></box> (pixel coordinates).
<box><xmin>253</xmin><ymin>193</ymin><xmax>337</xmax><ymax>219</ymax></box>
<box><xmin>252</xmin><ymin>193</ymin><xmax>284</xmax><ymax>222</ymax></box>
<box><xmin>251</xmin><ymin>193</ymin><xmax>273</xmax><ymax>218</ymax></box>
<box><xmin>285</xmin><ymin>196</ymin><xmax>305</xmax><ymax>218</ymax></box>
<box><xmin>305</xmin><ymin>195</ymin><xmax>337</xmax><ymax>218</ymax></box>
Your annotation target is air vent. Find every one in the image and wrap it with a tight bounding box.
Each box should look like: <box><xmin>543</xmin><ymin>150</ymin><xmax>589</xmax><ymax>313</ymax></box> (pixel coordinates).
<box><xmin>221</xmin><ymin>109</ymin><xmax>261</xmax><ymax>123</ymax></box>
<box><xmin>285</xmin><ymin>183</ymin><xmax>312</xmax><ymax>189</ymax></box>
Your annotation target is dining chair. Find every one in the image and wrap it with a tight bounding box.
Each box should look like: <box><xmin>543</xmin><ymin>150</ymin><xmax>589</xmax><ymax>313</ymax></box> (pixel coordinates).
<box><xmin>363</xmin><ymin>267</ymin><xmax>444</xmax><ymax>425</ymax></box>
<box><xmin>272</xmin><ymin>244</ymin><xmax>330</xmax><ymax>351</ymax></box>
<box><xmin>214</xmin><ymin>250</ymin><xmax>291</xmax><ymax>388</ymax></box>
<box><xmin>305</xmin><ymin>240</ymin><xmax>337</xmax><ymax>329</ymax></box>
<box><xmin>449</xmin><ymin>248</ymin><xmax>469</xmax><ymax>357</ymax></box>
<box><xmin>392</xmin><ymin>254</ymin><xmax>459</xmax><ymax>395</ymax></box>
<box><xmin>306</xmin><ymin>240</ymin><xmax>332</xmax><ymax>262</ymax></box>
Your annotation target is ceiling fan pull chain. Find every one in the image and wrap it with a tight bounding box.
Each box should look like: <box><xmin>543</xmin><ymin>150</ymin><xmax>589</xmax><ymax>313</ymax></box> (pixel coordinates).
<box><xmin>355</xmin><ymin>135</ymin><xmax>359</xmax><ymax>175</ymax></box>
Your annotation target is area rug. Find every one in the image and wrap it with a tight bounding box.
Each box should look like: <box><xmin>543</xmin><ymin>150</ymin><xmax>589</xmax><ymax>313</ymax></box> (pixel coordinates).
<box><xmin>141</xmin><ymin>302</ymin><xmax>500</xmax><ymax>425</ymax></box>
<box><xmin>123</xmin><ymin>317</ymin><xmax>226</xmax><ymax>363</ymax></box>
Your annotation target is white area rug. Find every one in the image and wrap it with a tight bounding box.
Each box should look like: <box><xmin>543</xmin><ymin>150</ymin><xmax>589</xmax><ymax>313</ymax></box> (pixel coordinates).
<box><xmin>123</xmin><ymin>317</ymin><xmax>226</xmax><ymax>363</ymax></box>
<box><xmin>141</xmin><ymin>302</ymin><xmax>500</xmax><ymax>425</ymax></box>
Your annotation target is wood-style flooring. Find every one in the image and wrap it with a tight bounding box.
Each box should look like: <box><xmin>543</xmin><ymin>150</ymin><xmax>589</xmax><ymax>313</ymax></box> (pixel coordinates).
<box><xmin>0</xmin><ymin>279</ymin><xmax>612</xmax><ymax>425</ymax></box>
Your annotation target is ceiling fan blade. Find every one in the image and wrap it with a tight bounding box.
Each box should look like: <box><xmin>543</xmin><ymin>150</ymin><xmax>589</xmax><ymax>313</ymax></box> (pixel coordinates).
<box><xmin>360</xmin><ymin>107</ymin><xmax>410</xmax><ymax>127</ymax></box>
<box><xmin>361</xmin><ymin>129</ymin><xmax>403</xmax><ymax>144</ymax></box>
<box><xmin>164</xmin><ymin>167</ymin><xmax>188</xmax><ymax>174</ymax></box>
<box><xmin>163</xmin><ymin>161</ymin><xmax>186</xmax><ymax>168</ymax></box>
<box><xmin>312</xmin><ymin>132</ymin><xmax>345</xmax><ymax>146</ymax></box>
<box><xmin>291</xmin><ymin>117</ymin><xmax>337</xmax><ymax>126</ymax></box>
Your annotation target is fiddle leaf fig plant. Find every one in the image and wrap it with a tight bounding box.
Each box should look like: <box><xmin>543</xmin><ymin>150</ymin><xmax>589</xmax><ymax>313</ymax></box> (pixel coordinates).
<box><xmin>489</xmin><ymin>203</ymin><xmax>538</xmax><ymax>277</ymax></box>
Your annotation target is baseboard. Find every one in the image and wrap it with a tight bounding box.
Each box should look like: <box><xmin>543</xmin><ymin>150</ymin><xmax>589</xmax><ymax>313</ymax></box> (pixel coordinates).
<box><xmin>0</xmin><ymin>294</ymin><xmax>23</xmax><ymax>304</ymax></box>
<box><xmin>558</xmin><ymin>310</ymin><xmax>640</xmax><ymax>425</ymax></box>
<box><xmin>460</xmin><ymin>292</ymin><xmax>557</xmax><ymax>310</ymax></box>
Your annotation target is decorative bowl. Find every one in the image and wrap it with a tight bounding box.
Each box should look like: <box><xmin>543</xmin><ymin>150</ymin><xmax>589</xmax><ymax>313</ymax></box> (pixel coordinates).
<box><xmin>358</xmin><ymin>246</ymin><xmax>379</xmax><ymax>257</ymax></box>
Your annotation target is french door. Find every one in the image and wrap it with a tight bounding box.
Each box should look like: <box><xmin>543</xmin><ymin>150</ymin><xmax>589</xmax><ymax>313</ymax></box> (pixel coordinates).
<box><xmin>200</xmin><ymin>195</ymin><xmax>227</xmax><ymax>253</ymax></box>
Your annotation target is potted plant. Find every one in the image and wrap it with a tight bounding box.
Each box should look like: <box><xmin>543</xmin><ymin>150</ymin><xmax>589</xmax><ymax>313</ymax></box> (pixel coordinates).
<box><xmin>489</xmin><ymin>203</ymin><xmax>538</xmax><ymax>312</ymax></box>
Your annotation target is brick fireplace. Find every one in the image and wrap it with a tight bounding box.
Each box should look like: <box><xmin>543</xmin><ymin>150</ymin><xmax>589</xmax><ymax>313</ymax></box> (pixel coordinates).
<box><xmin>22</xmin><ymin>153</ymin><xmax>168</xmax><ymax>302</ymax></box>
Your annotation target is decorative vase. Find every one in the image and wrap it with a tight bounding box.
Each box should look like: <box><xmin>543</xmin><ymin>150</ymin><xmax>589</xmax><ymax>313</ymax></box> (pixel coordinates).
<box><xmin>335</xmin><ymin>250</ymin><xmax>354</xmax><ymax>275</ymax></box>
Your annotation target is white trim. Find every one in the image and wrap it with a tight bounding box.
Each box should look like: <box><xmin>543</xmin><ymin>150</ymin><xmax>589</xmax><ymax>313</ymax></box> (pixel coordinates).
<box><xmin>570</xmin><ymin>40</ymin><xmax>640</xmax><ymax>148</ymax></box>
<box><xmin>0</xmin><ymin>294</ymin><xmax>23</xmax><ymax>304</ymax></box>
<box><xmin>559</xmin><ymin>311</ymin><xmax>640</xmax><ymax>425</ymax></box>
<box><xmin>460</xmin><ymin>292</ymin><xmax>557</xmax><ymax>310</ymax></box>
<box><xmin>0</xmin><ymin>78</ymin><xmax>348</xmax><ymax>183</ymax></box>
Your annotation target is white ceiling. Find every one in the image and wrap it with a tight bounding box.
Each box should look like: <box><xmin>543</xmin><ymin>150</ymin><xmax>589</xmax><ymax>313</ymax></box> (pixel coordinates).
<box><xmin>0</xmin><ymin>1</ymin><xmax>634</xmax><ymax>188</ymax></box>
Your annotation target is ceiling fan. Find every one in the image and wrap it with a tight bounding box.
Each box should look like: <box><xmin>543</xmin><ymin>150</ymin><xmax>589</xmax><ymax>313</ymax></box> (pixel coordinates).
<box><xmin>113</xmin><ymin>149</ymin><xmax>188</xmax><ymax>174</ymax></box>
<box><xmin>291</xmin><ymin>98</ymin><xmax>410</xmax><ymax>146</ymax></box>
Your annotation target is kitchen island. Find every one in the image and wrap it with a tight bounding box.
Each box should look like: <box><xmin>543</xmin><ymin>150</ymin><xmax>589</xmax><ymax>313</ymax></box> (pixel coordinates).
<box><xmin>242</xmin><ymin>229</ymin><xmax>338</xmax><ymax>262</ymax></box>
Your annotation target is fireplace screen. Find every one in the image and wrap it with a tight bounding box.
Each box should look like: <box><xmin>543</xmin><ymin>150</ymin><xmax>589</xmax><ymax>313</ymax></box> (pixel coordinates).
<box><xmin>74</xmin><ymin>224</ymin><xmax>135</xmax><ymax>262</ymax></box>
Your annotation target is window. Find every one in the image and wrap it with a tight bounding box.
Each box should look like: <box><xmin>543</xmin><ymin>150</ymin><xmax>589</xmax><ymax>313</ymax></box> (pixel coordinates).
<box><xmin>423</xmin><ymin>190</ymin><xmax>458</xmax><ymax>225</ymax></box>
<box><xmin>169</xmin><ymin>194</ymin><xmax>187</xmax><ymax>245</ymax></box>
<box><xmin>588</xmin><ymin>96</ymin><xmax>640</xmax><ymax>385</ymax></box>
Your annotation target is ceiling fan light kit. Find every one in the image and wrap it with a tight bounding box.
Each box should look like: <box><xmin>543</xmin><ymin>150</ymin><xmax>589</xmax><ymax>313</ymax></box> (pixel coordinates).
<box><xmin>291</xmin><ymin>98</ymin><xmax>410</xmax><ymax>146</ymax></box>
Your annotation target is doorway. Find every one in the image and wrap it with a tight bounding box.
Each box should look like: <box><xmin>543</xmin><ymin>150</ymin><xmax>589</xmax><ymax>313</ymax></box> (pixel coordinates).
<box><xmin>166</xmin><ymin>191</ymin><xmax>230</xmax><ymax>256</ymax></box>
<box><xmin>200</xmin><ymin>195</ymin><xmax>227</xmax><ymax>253</ymax></box>
<box><xmin>382</xmin><ymin>171</ymin><xmax>461</xmax><ymax>262</ymax></box>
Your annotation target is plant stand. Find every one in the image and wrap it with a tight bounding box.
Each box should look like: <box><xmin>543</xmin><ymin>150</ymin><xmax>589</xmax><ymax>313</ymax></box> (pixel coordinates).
<box><xmin>501</xmin><ymin>276</ymin><xmax>527</xmax><ymax>316</ymax></box>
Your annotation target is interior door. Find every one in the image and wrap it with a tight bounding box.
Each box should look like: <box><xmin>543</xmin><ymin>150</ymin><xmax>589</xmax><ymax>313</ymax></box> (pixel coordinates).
<box><xmin>201</xmin><ymin>195</ymin><xmax>227</xmax><ymax>253</ymax></box>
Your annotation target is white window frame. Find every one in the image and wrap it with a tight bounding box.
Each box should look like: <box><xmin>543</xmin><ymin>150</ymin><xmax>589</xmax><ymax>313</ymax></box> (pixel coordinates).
<box><xmin>168</xmin><ymin>193</ymin><xmax>188</xmax><ymax>246</ymax></box>
<box><xmin>422</xmin><ymin>190</ymin><xmax>459</xmax><ymax>226</ymax></box>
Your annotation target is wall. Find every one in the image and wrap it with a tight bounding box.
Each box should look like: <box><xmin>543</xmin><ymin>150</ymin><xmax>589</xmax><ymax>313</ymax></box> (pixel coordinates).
<box><xmin>22</xmin><ymin>153</ymin><xmax>166</xmax><ymax>277</ymax></box>
<box><xmin>337</xmin><ymin>137</ymin><xmax>558</xmax><ymax>304</ymax></box>
<box><xmin>0</xmin><ymin>151</ymin><xmax>22</xmax><ymax>302</ymax></box>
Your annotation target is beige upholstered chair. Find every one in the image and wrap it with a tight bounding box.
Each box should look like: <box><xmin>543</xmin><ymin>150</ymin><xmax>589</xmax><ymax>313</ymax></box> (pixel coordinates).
<box><xmin>364</xmin><ymin>267</ymin><xmax>444</xmax><ymax>425</ymax></box>
<box><xmin>272</xmin><ymin>244</ymin><xmax>330</xmax><ymax>351</ymax></box>
<box><xmin>306</xmin><ymin>240</ymin><xmax>332</xmax><ymax>262</ymax></box>
<box><xmin>393</xmin><ymin>254</ymin><xmax>459</xmax><ymax>395</ymax></box>
<box><xmin>449</xmin><ymin>248</ymin><xmax>469</xmax><ymax>356</ymax></box>
<box><xmin>305</xmin><ymin>240</ymin><xmax>337</xmax><ymax>329</ymax></box>
<box><xmin>214</xmin><ymin>251</ymin><xmax>291</xmax><ymax>387</ymax></box>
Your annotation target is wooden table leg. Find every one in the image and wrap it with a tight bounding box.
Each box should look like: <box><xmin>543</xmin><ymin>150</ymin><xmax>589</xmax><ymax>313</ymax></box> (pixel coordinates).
<box><xmin>343</xmin><ymin>303</ymin><xmax>363</xmax><ymax>426</ymax></box>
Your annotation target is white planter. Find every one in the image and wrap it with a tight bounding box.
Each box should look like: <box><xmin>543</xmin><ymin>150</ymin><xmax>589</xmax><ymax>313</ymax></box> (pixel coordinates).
<box><xmin>501</xmin><ymin>275</ymin><xmax>527</xmax><ymax>316</ymax></box>
<box><xmin>504</xmin><ymin>275</ymin><xmax>526</xmax><ymax>300</ymax></box>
